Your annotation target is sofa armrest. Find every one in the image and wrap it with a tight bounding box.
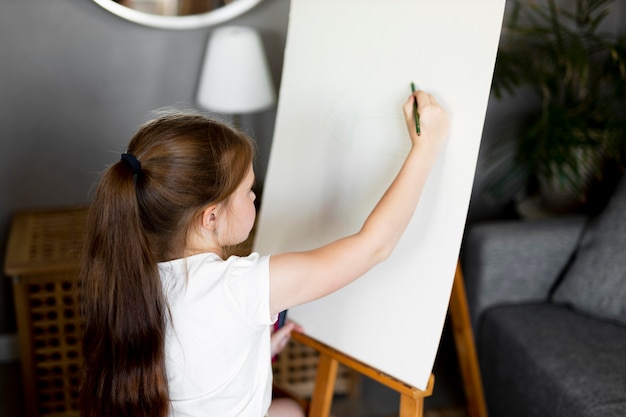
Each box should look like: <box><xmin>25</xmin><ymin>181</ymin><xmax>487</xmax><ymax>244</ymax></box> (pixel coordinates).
<box><xmin>461</xmin><ymin>216</ymin><xmax>587</xmax><ymax>331</ymax></box>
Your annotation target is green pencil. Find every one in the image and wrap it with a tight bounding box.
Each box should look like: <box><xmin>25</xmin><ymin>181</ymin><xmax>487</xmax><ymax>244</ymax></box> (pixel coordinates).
<box><xmin>410</xmin><ymin>82</ymin><xmax>421</xmax><ymax>136</ymax></box>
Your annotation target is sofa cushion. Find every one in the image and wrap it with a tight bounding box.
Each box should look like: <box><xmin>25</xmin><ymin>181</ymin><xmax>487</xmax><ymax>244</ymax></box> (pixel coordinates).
<box><xmin>462</xmin><ymin>216</ymin><xmax>586</xmax><ymax>331</ymax></box>
<box><xmin>552</xmin><ymin>176</ymin><xmax>626</xmax><ymax>326</ymax></box>
<box><xmin>479</xmin><ymin>303</ymin><xmax>626</xmax><ymax>417</ymax></box>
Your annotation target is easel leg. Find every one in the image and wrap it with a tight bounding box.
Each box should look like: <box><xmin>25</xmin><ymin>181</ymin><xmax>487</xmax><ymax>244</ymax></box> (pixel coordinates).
<box><xmin>399</xmin><ymin>392</ymin><xmax>424</xmax><ymax>417</ymax></box>
<box><xmin>449</xmin><ymin>262</ymin><xmax>488</xmax><ymax>417</ymax></box>
<box><xmin>308</xmin><ymin>353</ymin><xmax>338</xmax><ymax>417</ymax></box>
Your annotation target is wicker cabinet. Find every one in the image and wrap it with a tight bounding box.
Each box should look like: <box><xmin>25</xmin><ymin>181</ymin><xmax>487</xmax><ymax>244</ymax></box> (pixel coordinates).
<box><xmin>4</xmin><ymin>207</ymin><xmax>86</xmax><ymax>417</ymax></box>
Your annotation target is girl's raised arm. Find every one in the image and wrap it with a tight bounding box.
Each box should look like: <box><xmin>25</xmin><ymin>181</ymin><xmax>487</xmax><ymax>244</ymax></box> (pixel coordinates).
<box><xmin>269</xmin><ymin>90</ymin><xmax>450</xmax><ymax>316</ymax></box>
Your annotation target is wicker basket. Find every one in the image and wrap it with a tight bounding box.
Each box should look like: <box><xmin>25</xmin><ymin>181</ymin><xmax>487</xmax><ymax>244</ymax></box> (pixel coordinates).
<box><xmin>272</xmin><ymin>338</ymin><xmax>357</xmax><ymax>399</ymax></box>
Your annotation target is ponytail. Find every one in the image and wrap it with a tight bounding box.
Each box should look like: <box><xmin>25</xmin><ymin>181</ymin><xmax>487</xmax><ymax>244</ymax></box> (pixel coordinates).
<box><xmin>79</xmin><ymin>113</ymin><xmax>255</xmax><ymax>417</ymax></box>
<box><xmin>80</xmin><ymin>159</ymin><xmax>169</xmax><ymax>417</ymax></box>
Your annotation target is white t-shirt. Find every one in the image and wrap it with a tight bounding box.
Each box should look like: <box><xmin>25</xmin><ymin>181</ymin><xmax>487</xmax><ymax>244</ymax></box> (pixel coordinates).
<box><xmin>159</xmin><ymin>252</ymin><xmax>276</xmax><ymax>417</ymax></box>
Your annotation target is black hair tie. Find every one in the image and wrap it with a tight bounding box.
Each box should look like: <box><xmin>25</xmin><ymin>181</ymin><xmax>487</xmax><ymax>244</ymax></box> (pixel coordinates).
<box><xmin>121</xmin><ymin>153</ymin><xmax>142</xmax><ymax>177</ymax></box>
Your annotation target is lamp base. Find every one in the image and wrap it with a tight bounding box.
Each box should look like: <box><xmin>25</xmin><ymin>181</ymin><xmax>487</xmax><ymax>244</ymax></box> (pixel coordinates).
<box><xmin>232</xmin><ymin>113</ymin><xmax>241</xmax><ymax>130</ymax></box>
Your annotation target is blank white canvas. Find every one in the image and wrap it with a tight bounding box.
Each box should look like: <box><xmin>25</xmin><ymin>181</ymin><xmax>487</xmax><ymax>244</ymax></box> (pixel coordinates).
<box><xmin>254</xmin><ymin>0</ymin><xmax>505</xmax><ymax>390</ymax></box>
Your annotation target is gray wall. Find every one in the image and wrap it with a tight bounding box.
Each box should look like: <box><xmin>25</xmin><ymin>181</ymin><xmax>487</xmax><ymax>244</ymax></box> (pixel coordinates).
<box><xmin>0</xmin><ymin>0</ymin><xmax>624</xmax><ymax>333</ymax></box>
<box><xmin>466</xmin><ymin>0</ymin><xmax>626</xmax><ymax>222</ymax></box>
<box><xmin>0</xmin><ymin>0</ymin><xmax>289</xmax><ymax>332</ymax></box>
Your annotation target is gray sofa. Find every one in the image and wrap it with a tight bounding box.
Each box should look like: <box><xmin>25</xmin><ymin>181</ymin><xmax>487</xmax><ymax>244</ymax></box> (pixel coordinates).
<box><xmin>461</xmin><ymin>176</ymin><xmax>626</xmax><ymax>417</ymax></box>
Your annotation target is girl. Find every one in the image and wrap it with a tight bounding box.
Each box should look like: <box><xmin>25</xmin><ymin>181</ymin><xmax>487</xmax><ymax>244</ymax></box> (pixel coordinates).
<box><xmin>79</xmin><ymin>90</ymin><xmax>449</xmax><ymax>417</ymax></box>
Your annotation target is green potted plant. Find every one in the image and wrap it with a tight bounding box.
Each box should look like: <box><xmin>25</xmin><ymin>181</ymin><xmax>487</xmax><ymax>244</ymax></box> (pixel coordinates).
<box><xmin>487</xmin><ymin>0</ymin><xmax>626</xmax><ymax>215</ymax></box>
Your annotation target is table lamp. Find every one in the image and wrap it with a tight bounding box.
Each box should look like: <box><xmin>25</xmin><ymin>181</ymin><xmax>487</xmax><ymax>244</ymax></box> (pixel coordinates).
<box><xmin>197</xmin><ymin>26</ymin><xmax>276</xmax><ymax>128</ymax></box>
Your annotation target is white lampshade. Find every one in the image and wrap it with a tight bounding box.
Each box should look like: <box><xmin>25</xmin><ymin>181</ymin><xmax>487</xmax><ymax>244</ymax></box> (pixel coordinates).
<box><xmin>197</xmin><ymin>26</ymin><xmax>276</xmax><ymax>114</ymax></box>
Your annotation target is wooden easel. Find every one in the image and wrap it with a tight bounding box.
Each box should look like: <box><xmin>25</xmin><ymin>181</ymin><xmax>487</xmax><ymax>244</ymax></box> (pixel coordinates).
<box><xmin>292</xmin><ymin>332</ymin><xmax>434</xmax><ymax>417</ymax></box>
<box><xmin>291</xmin><ymin>261</ymin><xmax>487</xmax><ymax>417</ymax></box>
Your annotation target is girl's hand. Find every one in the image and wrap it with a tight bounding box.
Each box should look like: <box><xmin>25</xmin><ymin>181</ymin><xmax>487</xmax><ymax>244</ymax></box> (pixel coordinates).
<box><xmin>271</xmin><ymin>321</ymin><xmax>303</xmax><ymax>357</ymax></box>
<box><xmin>403</xmin><ymin>90</ymin><xmax>449</xmax><ymax>152</ymax></box>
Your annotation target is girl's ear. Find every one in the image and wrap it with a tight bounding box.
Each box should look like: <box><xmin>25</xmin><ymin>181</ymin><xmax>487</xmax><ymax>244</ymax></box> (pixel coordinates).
<box><xmin>200</xmin><ymin>204</ymin><xmax>220</xmax><ymax>232</ymax></box>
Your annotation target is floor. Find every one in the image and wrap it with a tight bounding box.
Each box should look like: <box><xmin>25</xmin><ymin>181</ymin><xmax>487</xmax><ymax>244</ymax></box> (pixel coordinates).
<box><xmin>0</xmin><ymin>360</ymin><xmax>23</xmax><ymax>416</ymax></box>
<box><xmin>0</xmin><ymin>325</ymin><xmax>467</xmax><ymax>417</ymax></box>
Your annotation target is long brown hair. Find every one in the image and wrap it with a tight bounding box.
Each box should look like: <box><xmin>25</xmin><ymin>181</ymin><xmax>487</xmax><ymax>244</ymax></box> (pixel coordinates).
<box><xmin>79</xmin><ymin>113</ymin><xmax>255</xmax><ymax>417</ymax></box>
